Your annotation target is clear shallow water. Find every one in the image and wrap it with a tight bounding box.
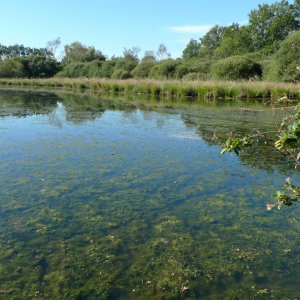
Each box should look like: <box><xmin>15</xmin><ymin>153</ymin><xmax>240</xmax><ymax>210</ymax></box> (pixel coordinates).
<box><xmin>0</xmin><ymin>89</ymin><xmax>299</xmax><ymax>299</ymax></box>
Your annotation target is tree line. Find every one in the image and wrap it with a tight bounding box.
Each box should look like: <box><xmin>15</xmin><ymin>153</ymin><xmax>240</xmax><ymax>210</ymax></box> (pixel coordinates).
<box><xmin>1</xmin><ymin>0</ymin><xmax>300</xmax><ymax>82</ymax></box>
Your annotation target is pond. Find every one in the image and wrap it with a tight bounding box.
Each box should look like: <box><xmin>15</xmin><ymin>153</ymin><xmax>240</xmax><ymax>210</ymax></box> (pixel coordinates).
<box><xmin>0</xmin><ymin>89</ymin><xmax>299</xmax><ymax>299</ymax></box>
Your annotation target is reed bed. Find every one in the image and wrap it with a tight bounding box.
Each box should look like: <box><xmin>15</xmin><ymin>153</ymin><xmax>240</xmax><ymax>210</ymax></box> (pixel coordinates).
<box><xmin>0</xmin><ymin>78</ymin><xmax>299</xmax><ymax>101</ymax></box>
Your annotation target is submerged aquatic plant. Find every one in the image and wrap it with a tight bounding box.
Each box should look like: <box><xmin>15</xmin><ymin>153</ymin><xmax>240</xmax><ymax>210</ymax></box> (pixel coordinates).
<box><xmin>1</xmin><ymin>89</ymin><xmax>300</xmax><ymax>299</ymax></box>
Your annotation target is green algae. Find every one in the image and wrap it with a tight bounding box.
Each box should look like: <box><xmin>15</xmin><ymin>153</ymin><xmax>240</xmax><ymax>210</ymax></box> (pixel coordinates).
<box><xmin>0</xmin><ymin>90</ymin><xmax>299</xmax><ymax>299</ymax></box>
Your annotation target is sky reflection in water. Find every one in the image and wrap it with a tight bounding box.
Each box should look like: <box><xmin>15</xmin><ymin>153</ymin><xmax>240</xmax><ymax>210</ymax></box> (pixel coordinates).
<box><xmin>0</xmin><ymin>89</ymin><xmax>299</xmax><ymax>299</ymax></box>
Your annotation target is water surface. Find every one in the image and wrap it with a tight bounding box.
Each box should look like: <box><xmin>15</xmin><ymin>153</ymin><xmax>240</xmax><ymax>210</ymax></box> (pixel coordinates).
<box><xmin>0</xmin><ymin>89</ymin><xmax>299</xmax><ymax>299</ymax></box>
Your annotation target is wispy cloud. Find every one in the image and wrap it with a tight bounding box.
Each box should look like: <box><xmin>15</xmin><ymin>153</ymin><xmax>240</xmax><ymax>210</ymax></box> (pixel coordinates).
<box><xmin>167</xmin><ymin>25</ymin><xmax>213</xmax><ymax>34</ymax></box>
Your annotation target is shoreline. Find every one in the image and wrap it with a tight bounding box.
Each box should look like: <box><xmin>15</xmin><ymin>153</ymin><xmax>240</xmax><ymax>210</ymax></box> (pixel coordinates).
<box><xmin>0</xmin><ymin>78</ymin><xmax>299</xmax><ymax>101</ymax></box>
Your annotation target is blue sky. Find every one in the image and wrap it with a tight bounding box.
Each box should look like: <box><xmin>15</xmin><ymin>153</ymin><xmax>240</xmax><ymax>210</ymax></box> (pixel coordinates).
<box><xmin>0</xmin><ymin>0</ymin><xmax>283</xmax><ymax>58</ymax></box>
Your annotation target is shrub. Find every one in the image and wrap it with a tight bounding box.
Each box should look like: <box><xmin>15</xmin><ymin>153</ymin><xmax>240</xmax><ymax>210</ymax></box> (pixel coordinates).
<box><xmin>98</xmin><ymin>60</ymin><xmax>115</xmax><ymax>78</ymax></box>
<box><xmin>174</xmin><ymin>64</ymin><xmax>190</xmax><ymax>79</ymax></box>
<box><xmin>0</xmin><ymin>58</ymin><xmax>28</xmax><ymax>78</ymax></box>
<box><xmin>131</xmin><ymin>61</ymin><xmax>155</xmax><ymax>78</ymax></box>
<box><xmin>56</xmin><ymin>62</ymin><xmax>87</xmax><ymax>78</ymax></box>
<box><xmin>111</xmin><ymin>69</ymin><xmax>132</xmax><ymax>79</ymax></box>
<box><xmin>149</xmin><ymin>59</ymin><xmax>180</xmax><ymax>79</ymax></box>
<box><xmin>212</xmin><ymin>55</ymin><xmax>262</xmax><ymax>80</ymax></box>
<box><xmin>23</xmin><ymin>55</ymin><xmax>60</xmax><ymax>78</ymax></box>
<box><xmin>261</xmin><ymin>59</ymin><xmax>279</xmax><ymax>81</ymax></box>
<box><xmin>185</xmin><ymin>58</ymin><xmax>213</xmax><ymax>80</ymax></box>
<box><xmin>57</xmin><ymin>60</ymin><xmax>118</xmax><ymax>78</ymax></box>
<box><xmin>273</xmin><ymin>30</ymin><xmax>300</xmax><ymax>82</ymax></box>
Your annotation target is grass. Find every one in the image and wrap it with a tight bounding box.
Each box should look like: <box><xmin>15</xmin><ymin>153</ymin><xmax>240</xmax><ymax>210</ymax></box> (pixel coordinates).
<box><xmin>0</xmin><ymin>78</ymin><xmax>299</xmax><ymax>101</ymax></box>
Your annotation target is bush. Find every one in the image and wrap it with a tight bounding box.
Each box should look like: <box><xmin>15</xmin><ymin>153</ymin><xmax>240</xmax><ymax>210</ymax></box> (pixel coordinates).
<box><xmin>212</xmin><ymin>55</ymin><xmax>262</xmax><ymax>80</ymax></box>
<box><xmin>272</xmin><ymin>30</ymin><xmax>300</xmax><ymax>82</ymax></box>
<box><xmin>111</xmin><ymin>69</ymin><xmax>132</xmax><ymax>79</ymax></box>
<box><xmin>56</xmin><ymin>60</ymin><xmax>116</xmax><ymax>78</ymax></box>
<box><xmin>0</xmin><ymin>58</ymin><xmax>28</xmax><ymax>78</ymax></box>
<box><xmin>98</xmin><ymin>60</ymin><xmax>115</xmax><ymax>78</ymax></box>
<box><xmin>56</xmin><ymin>62</ymin><xmax>87</xmax><ymax>78</ymax></box>
<box><xmin>23</xmin><ymin>55</ymin><xmax>60</xmax><ymax>78</ymax></box>
<box><xmin>174</xmin><ymin>64</ymin><xmax>190</xmax><ymax>79</ymax></box>
<box><xmin>261</xmin><ymin>59</ymin><xmax>279</xmax><ymax>81</ymax></box>
<box><xmin>185</xmin><ymin>58</ymin><xmax>213</xmax><ymax>80</ymax></box>
<box><xmin>149</xmin><ymin>59</ymin><xmax>180</xmax><ymax>79</ymax></box>
<box><xmin>131</xmin><ymin>61</ymin><xmax>155</xmax><ymax>78</ymax></box>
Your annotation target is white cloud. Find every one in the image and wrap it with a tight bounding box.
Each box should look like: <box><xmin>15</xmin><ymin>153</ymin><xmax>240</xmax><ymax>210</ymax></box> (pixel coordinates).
<box><xmin>168</xmin><ymin>25</ymin><xmax>213</xmax><ymax>34</ymax></box>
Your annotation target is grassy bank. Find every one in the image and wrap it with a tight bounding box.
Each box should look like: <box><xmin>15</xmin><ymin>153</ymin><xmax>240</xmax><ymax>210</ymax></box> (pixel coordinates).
<box><xmin>0</xmin><ymin>78</ymin><xmax>299</xmax><ymax>101</ymax></box>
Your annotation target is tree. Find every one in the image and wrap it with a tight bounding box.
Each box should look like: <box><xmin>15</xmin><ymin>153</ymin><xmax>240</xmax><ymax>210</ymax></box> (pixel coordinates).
<box><xmin>122</xmin><ymin>47</ymin><xmax>140</xmax><ymax>68</ymax></box>
<box><xmin>215</xmin><ymin>24</ymin><xmax>254</xmax><ymax>58</ymax></box>
<box><xmin>111</xmin><ymin>47</ymin><xmax>140</xmax><ymax>79</ymax></box>
<box><xmin>99</xmin><ymin>60</ymin><xmax>116</xmax><ymax>78</ymax></box>
<box><xmin>156</xmin><ymin>44</ymin><xmax>170</xmax><ymax>61</ymax></box>
<box><xmin>131</xmin><ymin>51</ymin><xmax>156</xmax><ymax>78</ymax></box>
<box><xmin>46</xmin><ymin>37</ymin><xmax>61</xmax><ymax>58</ymax></box>
<box><xmin>182</xmin><ymin>39</ymin><xmax>200</xmax><ymax>60</ymax></box>
<box><xmin>248</xmin><ymin>0</ymin><xmax>300</xmax><ymax>52</ymax></box>
<box><xmin>199</xmin><ymin>25</ymin><xmax>226</xmax><ymax>58</ymax></box>
<box><xmin>62</xmin><ymin>42</ymin><xmax>106</xmax><ymax>64</ymax></box>
<box><xmin>143</xmin><ymin>51</ymin><xmax>156</xmax><ymax>61</ymax></box>
<box><xmin>0</xmin><ymin>44</ymin><xmax>51</xmax><ymax>60</ymax></box>
<box><xmin>23</xmin><ymin>55</ymin><xmax>60</xmax><ymax>78</ymax></box>
<box><xmin>294</xmin><ymin>0</ymin><xmax>300</xmax><ymax>18</ymax></box>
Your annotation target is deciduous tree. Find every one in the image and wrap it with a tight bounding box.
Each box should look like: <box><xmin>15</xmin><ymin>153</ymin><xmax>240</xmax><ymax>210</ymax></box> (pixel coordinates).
<box><xmin>62</xmin><ymin>42</ymin><xmax>106</xmax><ymax>64</ymax></box>
<box><xmin>182</xmin><ymin>39</ymin><xmax>200</xmax><ymax>60</ymax></box>
<box><xmin>248</xmin><ymin>0</ymin><xmax>300</xmax><ymax>52</ymax></box>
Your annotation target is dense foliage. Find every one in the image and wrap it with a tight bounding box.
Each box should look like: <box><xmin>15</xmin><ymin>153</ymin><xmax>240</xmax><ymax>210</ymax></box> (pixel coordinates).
<box><xmin>272</xmin><ymin>31</ymin><xmax>300</xmax><ymax>82</ymax></box>
<box><xmin>62</xmin><ymin>42</ymin><xmax>106</xmax><ymax>64</ymax></box>
<box><xmin>211</xmin><ymin>55</ymin><xmax>262</xmax><ymax>80</ymax></box>
<box><xmin>0</xmin><ymin>44</ymin><xmax>60</xmax><ymax>78</ymax></box>
<box><xmin>0</xmin><ymin>0</ymin><xmax>300</xmax><ymax>82</ymax></box>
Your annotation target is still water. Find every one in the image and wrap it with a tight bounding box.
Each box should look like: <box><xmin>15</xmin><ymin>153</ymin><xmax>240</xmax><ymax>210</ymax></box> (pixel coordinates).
<box><xmin>0</xmin><ymin>89</ymin><xmax>299</xmax><ymax>299</ymax></box>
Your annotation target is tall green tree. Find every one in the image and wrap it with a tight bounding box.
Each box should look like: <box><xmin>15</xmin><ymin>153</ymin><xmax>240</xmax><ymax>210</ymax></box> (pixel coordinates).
<box><xmin>182</xmin><ymin>39</ymin><xmax>200</xmax><ymax>60</ymax></box>
<box><xmin>248</xmin><ymin>0</ymin><xmax>300</xmax><ymax>52</ymax></box>
<box><xmin>215</xmin><ymin>24</ymin><xmax>254</xmax><ymax>58</ymax></box>
<box><xmin>198</xmin><ymin>25</ymin><xmax>226</xmax><ymax>58</ymax></box>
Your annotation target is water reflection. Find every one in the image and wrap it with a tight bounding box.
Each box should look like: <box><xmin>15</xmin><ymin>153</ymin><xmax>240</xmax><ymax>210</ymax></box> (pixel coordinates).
<box><xmin>180</xmin><ymin>109</ymin><xmax>293</xmax><ymax>172</ymax></box>
<box><xmin>0</xmin><ymin>89</ymin><xmax>299</xmax><ymax>299</ymax></box>
<box><xmin>0</xmin><ymin>88</ymin><xmax>295</xmax><ymax>173</ymax></box>
<box><xmin>0</xmin><ymin>89</ymin><xmax>58</xmax><ymax>117</ymax></box>
<box><xmin>48</xmin><ymin>102</ymin><xmax>66</xmax><ymax>128</ymax></box>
